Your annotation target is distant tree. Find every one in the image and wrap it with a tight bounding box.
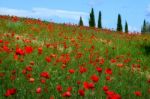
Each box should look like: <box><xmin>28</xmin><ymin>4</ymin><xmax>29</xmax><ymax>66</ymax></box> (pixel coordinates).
<box><xmin>125</xmin><ymin>21</ymin><xmax>128</xmax><ymax>33</ymax></box>
<box><xmin>79</xmin><ymin>16</ymin><xmax>83</xmax><ymax>26</ymax></box>
<box><xmin>141</xmin><ymin>20</ymin><xmax>150</xmax><ymax>34</ymax></box>
<box><xmin>89</xmin><ymin>8</ymin><xmax>95</xmax><ymax>27</ymax></box>
<box><xmin>148</xmin><ymin>24</ymin><xmax>150</xmax><ymax>32</ymax></box>
<box><xmin>145</xmin><ymin>22</ymin><xmax>150</xmax><ymax>34</ymax></box>
<box><xmin>98</xmin><ymin>11</ymin><xmax>102</xmax><ymax>29</ymax></box>
<box><xmin>141</xmin><ymin>20</ymin><xmax>146</xmax><ymax>34</ymax></box>
<box><xmin>117</xmin><ymin>14</ymin><xmax>123</xmax><ymax>32</ymax></box>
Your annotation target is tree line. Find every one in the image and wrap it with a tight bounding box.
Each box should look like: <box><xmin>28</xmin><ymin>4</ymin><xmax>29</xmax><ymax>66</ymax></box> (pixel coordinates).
<box><xmin>79</xmin><ymin>8</ymin><xmax>149</xmax><ymax>34</ymax></box>
<box><xmin>141</xmin><ymin>20</ymin><xmax>150</xmax><ymax>34</ymax></box>
<box><xmin>79</xmin><ymin>8</ymin><xmax>128</xmax><ymax>33</ymax></box>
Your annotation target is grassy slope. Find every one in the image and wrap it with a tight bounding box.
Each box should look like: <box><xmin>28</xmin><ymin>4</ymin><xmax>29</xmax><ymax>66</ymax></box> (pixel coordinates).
<box><xmin>0</xmin><ymin>16</ymin><xmax>150</xmax><ymax>99</ymax></box>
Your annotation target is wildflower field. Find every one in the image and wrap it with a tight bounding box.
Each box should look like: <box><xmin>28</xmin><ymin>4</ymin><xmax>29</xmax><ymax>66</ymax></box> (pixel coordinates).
<box><xmin>0</xmin><ymin>15</ymin><xmax>150</xmax><ymax>99</ymax></box>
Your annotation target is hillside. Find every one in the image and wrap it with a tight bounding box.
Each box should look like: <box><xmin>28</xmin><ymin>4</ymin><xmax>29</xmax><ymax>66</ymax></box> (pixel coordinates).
<box><xmin>0</xmin><ymin>15</ymin><xmax>150</xmax><ymax>99</ymax></box>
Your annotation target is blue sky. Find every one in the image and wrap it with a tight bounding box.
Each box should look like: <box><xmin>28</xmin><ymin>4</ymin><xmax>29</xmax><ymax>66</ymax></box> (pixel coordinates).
<box><xmin>0</xmin><ymin>0</ymin><xmax>150</xmax><ymax>32</ymax></box>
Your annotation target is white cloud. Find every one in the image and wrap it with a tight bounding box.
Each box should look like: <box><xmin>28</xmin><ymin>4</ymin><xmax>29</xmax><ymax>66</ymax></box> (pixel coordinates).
<box><xmin>0</xmin><ymin>7</ymin><xmax>88</xmax><ymax>21</ymax></box>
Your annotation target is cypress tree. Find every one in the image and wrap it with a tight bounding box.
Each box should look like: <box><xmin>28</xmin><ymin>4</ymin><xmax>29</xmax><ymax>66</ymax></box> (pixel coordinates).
<box><xmin>141</xmin><ymin>20</ymin><xmax>146</xmax><ymax>34</ymax></box>
<box><xmin>125</xmin><ymin>21</ymin><xmax>128</xmax><ymax>33</ymax></box>
<box><xmin>98</xmin><ymin>11</ymin><xmax>102</xmax><ymax>29</ymax></box>
<box><xmin>117</xmin><ymin>14</ymin><xmax>123</xmax><ymax>32</ymax></box>
<box><xmin>89</xmin><ymin>8</ymin><xmax>95</xmax><ymax>27</ymax></box>
<box><xmin>79</xmin><ymin>16</ymin><xmax>83</xmax><ymax>26</ymax></box>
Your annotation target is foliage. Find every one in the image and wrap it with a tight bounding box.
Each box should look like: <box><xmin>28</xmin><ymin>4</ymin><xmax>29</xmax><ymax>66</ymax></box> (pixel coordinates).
<box><xmin>98</xmin><ymin>11</ymin><xmax>102</xmax><ymax>29</ymax></box>
<box><xmin>0</xmin><ymin>15</ymin><xmax>150</xmax><ymax>99</ymax></box>
<box><xmin>117</xmin><ymin>14</ymin><xmax>122</xmax><ymax>32</ymax></box>
<box><xmin>141</xmin><ymin>20</ymin><xmax>150</xmax><ymax>34</ymax></box>
<box><xmin>89</xmin><ymin>8</ymin><xmax>96</xmax><ymax>27</ymax></box>
<box><xmin>125</xmin><ymin>21</ymin><xmax>128</xmax><ymax>33</ymax></box>
<box><xmin>79</xmin><ymin>16</ymin><xmax>83</xmax><ymax>26</ymax></box>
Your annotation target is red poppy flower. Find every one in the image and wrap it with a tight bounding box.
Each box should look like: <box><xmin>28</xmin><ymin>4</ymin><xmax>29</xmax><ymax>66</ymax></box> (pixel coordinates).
<box><xmin>30</xmin><ymin>61</ymin><xmax>34</xmax><ymax>65</ymax></box>
<box><xmin>40</xmin><ymin>72</ymin><xmax>50</xmax><ymax>79</ymax></box>
<box><xmin>61</xmin><ymin>64</ymin><xmax>67</xmax><ymax>69</ymax></box>
<box><xmin>117</xmin><ymin>63</ymin><xmax>124</xmax><ymax>68</ymax></box>
<box><xmin>59</xmin><ymin>54</ymin><xmax>70</xmax><ymax>64</ymax></box>
<box><xmin>45</xmin><ymin>56</ymin><xmax>51</xmax><ymax>63</ymax></box>
<box><xmin>124</xmin><ymin>58</ymin><xmax>131</xmax><ymax>63</ymax></box>
<box><xmin>103</xmin><ymin>86</ymin><xmax>109</xmax><ymax>92</ymax></box>
<box><xmin>38</xmin><ymin>47</ymin><xmax>42</xmax><ymax>54</ymax></box>
<box><xmin>22</xmin><ymin>69</ymin><xmax>26</xmax><ymax>74</ymax></box>
<box><xmin>79</xmin><ymin>66</ymin><xmax>87</xmax><ymax>74</ymax></box>
<box><xmin>50</xmin><ymin>54</ymin><xmax>57</xmax><ymax>58</ymax></box>
<box><xmin>3</xmin><ymin>45</ymin><xmax>9</xmax><ymax>53</ymax></box>
<box><xmin>62</xmin><ymin>91</ymin><xmax>71</xmax><ymax>97</ymax></box>
<box><xmin>83</xmin><ymin>81</ymin><xmax>89</xmax><ymax>89</ymax></box>
<box><xmin>25</xmin><ymin>46</ymin><xmax>33</xmax><ymax>54</ymax></box>
<box><xmin>26</xmin><ymin>73</ymin><xmax>32</xmax><ymax>78</ymax></box>
<box><xmin>69</xmin><ymin>69</ymin><xmax>75</xmax><ymax>74</ymax></box>
<box><xmin>75</xmin><ymin>52</ymin><xmax>83</xmax><ymax>58</ymax></box>
<box><xmin>110</xmin><ymin>59</ymin><xmax>117</xmax><ymax>63</ymax></box>
<box><xmin>91</xmin><ymin>74</ymin><xmax>99</xmax><ymax>83</ymax></box>
<box><xmin>148</xmin><ymin>79</ymin><xmax>150</xmax><ymax>83</ymax></box>
<box><xmin>4</xmin><ymin>41</ymin><xmax>9</xmax><ymax>45</ymax></box>
<box><xmin>40</xmin><ymin>79</ymin><xmax>46</xmax><ymax>84</ymax></box>
<box><xmin>29</xmin><ymin>78</ymin><xmax>35</xmax><ymax>83</ymax></box>
<box><xmin>4</xmin><ymin>88</ymin><xmax>17</xmax><ymax>97</ymax></box>
<box><xmin>77</xmin><ymin>80</ymin><xmax>81</xmax><ymax>85</ymax></box>
<box><xmin>83</xmin><ymin>82</ymin><xmax>95</xmax><ymax>89</ymax></box>
<box><xmin>88</xmin><ymin>82</ymin><xmax>95</xmax><ymax>89</ymax></box>
<box><xmin>106</xmin><ymin>76</ymin><xmax>111</xmax><ymax>81</ymax></box>
<box><xmin>23</xmin><ymin>39</ymin><xmax>31</xmax><ymax>43</ymax></box>
<box><xmin>96</xmin><ymin>67</ymin><xmax>102</xmax><ymax>73</ymax></box>
<box><xmin>26</xmin><ymin>66</ymin><xmax>32</xmax><ymax>71</ymax></box>
<box><xmin>134</xmin><ymin>91</ymin><xmax>142</xmax><ymax>96</ymax></box>
<box><xmin>14</xmin><ymin>54</ymin><xmax>18</xmax><ymax>60</ymax></box>
<box><xmin>100</xmin><ymin>58</ymin><xmax>105</xmax><ymax>65</ymax></box>
<box><xmin>36</xmin><ymin>87</ymin><xmax>42</xmax><ymax>94</ymax></box>
<box><xmin>78</xmin><ymin>89</ymin><xmax>85</xmax><ymax>96</ymax></box>
<box><xmin>91</xmin><ymin>45</ymin><xmax>95</xmax><ymax>49</ymax></box>
<box><xmin>0</xmin><ymin>39</ymin><xmax>3</xmax><ymax>43</ymax></box>
<box><xmin>106</xmin><ymin>90</ymin><xmax>115</xmax><ymax>96</ymax></box>
<box><xmin>16</xmin><ymin>48</ymin><xmax>25</xmax><ymax>55</ymax></box>
<box><xmin>67</xmin><ymin>87</ymin><xmax>72</xmax><ymax>92</ymax></box>
<box><xmin>56</xmin><ymin>85</ymin><xmax>62</xmax><ymax>92</ymax></box>
<box><xmin>107</xmin><ymin>93</ymin><xmax>121</xmax><ymax>99</ymax></box>
<box><xmin>105</xmin><ymin>68</ymin><xmax>112</xmax><ymax>75</ymax></box>
<box><xmin>12</xmin><ymin>16</ymin><xmax>19</xmax><ymax>22</ymax></box>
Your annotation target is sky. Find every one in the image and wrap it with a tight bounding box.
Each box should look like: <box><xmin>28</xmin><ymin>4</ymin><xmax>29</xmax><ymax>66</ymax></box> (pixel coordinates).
<box><xmin>0</xmin><ymin>0</ymin><xmax>150</xmax><ymax>32</ymax></box>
